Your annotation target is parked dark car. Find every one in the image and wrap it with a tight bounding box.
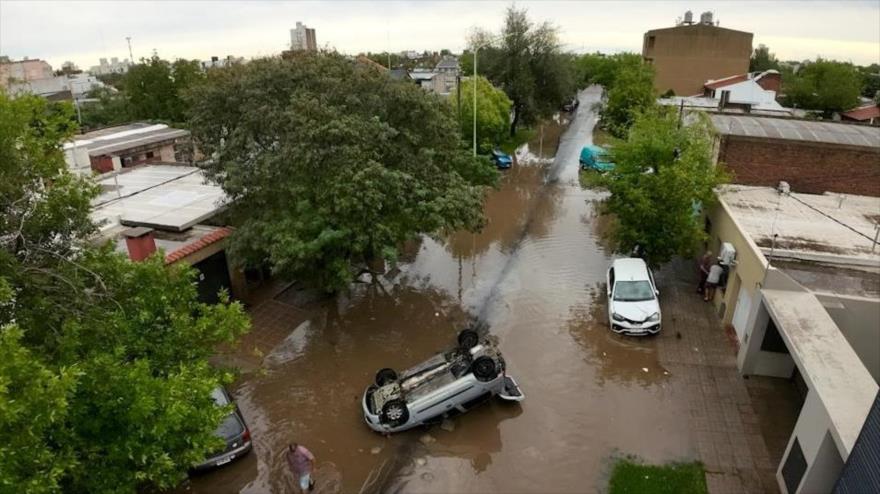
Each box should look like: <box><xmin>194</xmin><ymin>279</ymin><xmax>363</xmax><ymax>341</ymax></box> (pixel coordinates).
<box><xmin>491</xmin><ymin>149</ymin><xmax>513</xmax><ymax>169</ymax></box>
<box><xmin>562</xmin><ymin>97</ymin><xmax>579</xmax><ymax>112</ymax></box>
<box><xmin>192</xmin><ymin>387</ymin><xmax>253</xmax><ymax>471</ymax></box>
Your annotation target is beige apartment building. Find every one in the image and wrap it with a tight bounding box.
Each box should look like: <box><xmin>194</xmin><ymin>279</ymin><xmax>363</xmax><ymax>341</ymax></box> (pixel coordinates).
<box><xmin>642</xmin><ymin>12</ymin><xmax>752</xmax><ymax>96</ymax></box>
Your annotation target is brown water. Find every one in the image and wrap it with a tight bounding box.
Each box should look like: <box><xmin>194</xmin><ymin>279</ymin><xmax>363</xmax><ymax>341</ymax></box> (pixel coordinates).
<box><xmin>176</xmin><ymin>87</ymin><xmax>694</xmax><ymax>494</ymax></box>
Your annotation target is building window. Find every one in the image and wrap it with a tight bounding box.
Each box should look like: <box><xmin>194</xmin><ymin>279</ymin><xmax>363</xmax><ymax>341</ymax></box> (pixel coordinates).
<box><xmin>145</xmin><ymin>151</ymin><xmax>155</xmax><ymax>159</ymax></box>
<box><xmin>647</xmin><ymin>36</ymin><xmax>656</xmax><ymax>49</ymax></box>
<box><xmin>122</xmin><ymin>156</ymin><xmax>133</xmax><ymax>167</ymax></box>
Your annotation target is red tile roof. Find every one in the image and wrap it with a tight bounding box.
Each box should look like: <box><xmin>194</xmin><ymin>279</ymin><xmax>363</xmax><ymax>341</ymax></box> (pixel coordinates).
<box><xmin>841</xmin><ymin>105</ymin><xmax>880</xmax><ymax>121</ymax></box>
<box><xmin>165</xmin><ymin>227</ymin><xmax>232</xmax><ymax>264</ymax></box>
<box><xmin>704</xmin><ymin>73</ymin><xmax>749</xmax><ymax>90</ymax></box>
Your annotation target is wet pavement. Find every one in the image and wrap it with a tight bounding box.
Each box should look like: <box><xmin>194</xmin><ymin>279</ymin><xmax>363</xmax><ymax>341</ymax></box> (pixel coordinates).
<box><xmin>177</xmin><ymin>86</ymin><xmax>796</xmax><ymax>494</ymax></box>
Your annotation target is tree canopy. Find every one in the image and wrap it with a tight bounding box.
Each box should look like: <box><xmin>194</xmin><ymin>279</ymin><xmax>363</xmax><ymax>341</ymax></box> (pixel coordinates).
<box><xmin>597</xmin><ymin>108</ymin><xmax>727</xmax><ymax>266</ymax></box>
<box><xmin>749</xmin><ymin>44</ymin><xmax>780</xmax><ymax>72</ymax></box>
<box><xmin>472</xmin><ymin>7</ymin><xmax>575</xmax><ymax>136</ymax></box>
<box><xmin>186</xmin><ymin>53</ymin><xmax>497</xmax><ymax>291</ymax></box>
<box><xmin>574</xmin><ymin>52</ymin><xmax>643</xmax><ymax>90</ymax></box>
<box><xmin>0</xmin><ymin>92</ymin><xmax>249</xmax><ymax>493</ymax></box>
<box><xmin>451</xmin><ymin>75</ymin><xmax>513</xmax><ymax>151</ymax></box>
<box><xmin>783</xmin><ymin>59</ymin><xmax>862</xmax><ymax>115</ymax></box>
<box><xmin>601</xmin><ymin>63</ymin><xmax>656</xmax><ymax>138</ymax></box>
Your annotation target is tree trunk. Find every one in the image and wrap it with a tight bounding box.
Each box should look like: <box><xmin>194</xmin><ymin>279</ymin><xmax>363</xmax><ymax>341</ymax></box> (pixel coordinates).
<box><xmin>510</xmin><ymin>105</ymin><xmax>521</xmax><ymax>137</ymax></box>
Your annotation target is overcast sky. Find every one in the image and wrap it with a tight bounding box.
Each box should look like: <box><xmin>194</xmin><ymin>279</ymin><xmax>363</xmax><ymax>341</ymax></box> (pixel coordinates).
<box><xmin>1</xmin><ymin>1</ymin><xmax>878</xmax><ymax>70</ymax></box>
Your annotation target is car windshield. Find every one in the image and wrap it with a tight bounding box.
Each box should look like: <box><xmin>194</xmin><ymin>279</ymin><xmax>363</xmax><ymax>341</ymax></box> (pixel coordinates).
<box><xmin>215</xmin><ymin>412</ymin><xmax>244</xmax><ymax>440</ymax></box>
<box><xmin>596</xmin><ymin>153</ymin><xmax>612</xmax><ymax>163</ymax></box>
<box><xmin>613</xmin><ymin>280</ymin><xmax>655</xmax><ymax>301</ymax></box>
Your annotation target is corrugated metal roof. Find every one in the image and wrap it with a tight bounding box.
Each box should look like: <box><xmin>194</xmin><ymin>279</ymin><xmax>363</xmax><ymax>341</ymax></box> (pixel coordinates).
<box><xmin>710</xmin><ymin>114</ymin><xmax>880</xmax><ymax>148</ymax></box>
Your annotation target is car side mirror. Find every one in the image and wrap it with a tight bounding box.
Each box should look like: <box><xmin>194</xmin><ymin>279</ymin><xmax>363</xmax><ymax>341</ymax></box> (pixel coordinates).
<box><xmin>655</xmin><ymin>289</ymin><xmax>660</xmax><ymax>296</ymax></box>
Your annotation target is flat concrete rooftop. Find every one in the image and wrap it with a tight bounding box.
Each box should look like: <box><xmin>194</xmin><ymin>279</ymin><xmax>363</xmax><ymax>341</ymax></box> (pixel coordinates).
<box><xmin>762</xmin><ymin>288</ymin><xmax>878</xmax><ymax>456</ymax></box>
<box><xmin>91</xmin><ymin>164</ymin><xmax>226</xmax><ymax>232</ymax></box>
<box><xmin>720</xmin><ymin>185</ymin><xmax>880</xmax><ymax>267</ymax></box>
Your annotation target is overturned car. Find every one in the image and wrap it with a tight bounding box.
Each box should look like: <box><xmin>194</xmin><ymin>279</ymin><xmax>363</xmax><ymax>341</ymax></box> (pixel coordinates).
<box><xmin>362</xmin><ymin>329</ymin><xmax>524</xmax><ymax>433</ymax></box>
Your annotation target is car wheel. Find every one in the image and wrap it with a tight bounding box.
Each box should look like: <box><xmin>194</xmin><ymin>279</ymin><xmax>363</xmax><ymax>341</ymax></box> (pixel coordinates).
<box><xmin>375</xmin><ymin>368</ymin><xmax>398</xmax><ymax>386</ymax></box>
<box><xmin>458</xmin><ymin>329</ymin><xmax>479</xmax><ymax>350</ymax></box>
<box><xmin>381</xmin><ymin>399</ymin><xmax>409</xmax><ymax>426</ymax></box>
<box><xmin>472</xmin><ymin>356</ymin><xmax>498</xmax><ymax>382</ymax></box>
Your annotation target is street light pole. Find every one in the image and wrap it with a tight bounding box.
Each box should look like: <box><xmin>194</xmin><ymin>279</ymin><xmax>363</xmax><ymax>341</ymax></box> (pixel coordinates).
<box><xmin>473</xmin><ymin>47</ymin><xmax>478</xmax><ymax>156</ymax></box>
<box><xmin>126</xmin><ymin>37</ymin><xmax>134</xmax><ymax>63</ymax></box>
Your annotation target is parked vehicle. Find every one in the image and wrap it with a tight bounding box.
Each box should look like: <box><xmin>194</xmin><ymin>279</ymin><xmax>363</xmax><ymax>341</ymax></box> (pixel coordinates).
<box><xmin>606</xmin><ymin>258</ymin><xmax>661</xmax><ymax>336</ymax></box>
<box><xmin>192</xmin><ymin>387</ymin><xmax>253</xmax><ymax>471</ymax></box>
<box><xmin>579</xmin><ymin>145</ymin><xmax>615</xmax><ymax>172</ymax></box>
<box><xmin>562</xmin><ymin>97</ymin><xmax>579</xmax><ymax>112</ymax></box>
<box><xmin>362</xmin><ymin>329</ymin><xmax>524</xmax><ymax>433</ymax></box>
<box><xmin>491</xmin><ymin>149</ymin><xmax>513</xmax><ymax>169</ymax></box>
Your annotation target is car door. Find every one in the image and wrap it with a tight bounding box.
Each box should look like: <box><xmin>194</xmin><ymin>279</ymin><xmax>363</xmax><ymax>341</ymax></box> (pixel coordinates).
<box><xmin>647</xmin><ymin>267</ymin><xmax>659</xmax><ymax>297</ymax></box>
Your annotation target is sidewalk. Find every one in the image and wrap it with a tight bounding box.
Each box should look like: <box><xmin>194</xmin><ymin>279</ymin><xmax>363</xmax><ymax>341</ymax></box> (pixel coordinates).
<box><xmin>656</xmin><ymin>259</ymin><xmax>797</xmax><ymax>494</ymax></box>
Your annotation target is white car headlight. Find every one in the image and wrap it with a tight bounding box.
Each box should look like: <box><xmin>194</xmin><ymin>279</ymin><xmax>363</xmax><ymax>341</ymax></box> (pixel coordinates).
<box><xmin>612</xmin><ymin>312</ymin><xmax>625</xmax><ymax>321</ymax></box>
<box><xmin>647</xmin><ymin>312</ymin><xmax>660</xmax><ymax>322</ymax></box>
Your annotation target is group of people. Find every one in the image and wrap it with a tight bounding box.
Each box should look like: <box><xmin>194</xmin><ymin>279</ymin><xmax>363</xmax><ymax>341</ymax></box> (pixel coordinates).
<box><xmin>697</xmin><ymin>250</ymin><xmax>724</xmax><ymax>302</ymax></box>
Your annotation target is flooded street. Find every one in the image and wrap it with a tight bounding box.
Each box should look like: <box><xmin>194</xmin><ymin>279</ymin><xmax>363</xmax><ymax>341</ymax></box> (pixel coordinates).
<box><xmin>179</xmin><ymin>86</ymin><xmax>695</xmax><ymax>494</ymax></box>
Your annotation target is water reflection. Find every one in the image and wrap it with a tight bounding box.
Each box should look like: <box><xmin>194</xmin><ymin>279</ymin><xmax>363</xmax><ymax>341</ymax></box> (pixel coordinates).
<box><xmin>567</xmin><ymin>283</ymin><xmax>670</xmax><ymax>387</ymax></box>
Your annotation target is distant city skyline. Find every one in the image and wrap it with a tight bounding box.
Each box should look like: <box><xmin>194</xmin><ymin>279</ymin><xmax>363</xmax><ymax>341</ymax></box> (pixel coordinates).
<box><xmin>1</xmin><ymin>1</ymin><xmax>878</xmax><ymax>70</ymax></box>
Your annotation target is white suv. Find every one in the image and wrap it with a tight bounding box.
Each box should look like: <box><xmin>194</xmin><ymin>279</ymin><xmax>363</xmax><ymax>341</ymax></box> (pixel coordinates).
<box><xmin>362</xmin><ymin>330</ymin><xmax>524</xmax><ymax>433</ymax></box>
<box><xmin>606</xmin><ymin>258</ymin><xmax>661</xmax><ymax>336</ymax></box>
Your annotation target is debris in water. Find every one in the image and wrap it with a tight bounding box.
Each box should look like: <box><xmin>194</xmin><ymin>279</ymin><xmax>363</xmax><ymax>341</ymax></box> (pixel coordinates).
<box><xmin>415</xmin><ymin>457</ymin><xmax>427</xmax><ymax>467</ymax></box>
<box><xmin>440</xmin><ymin>419</ymin><xmax>455</xmax><ymax>432</ymax></box>
<box><xmin>693</xmin><ymin>347</ymin><xmax>700</xmax><ymax>352</ymax></box>
<box><xmin>370</xmin><ymin>446</ymin><xmax>382</xmax><ymax>455</ymax></box>
<box><xmin>420</xmin><ymin>472</ymin><xmax>435</xmax><ymax>482</ymax></box>
<box><xmin>676</xmin><ymin>332</ymin><xmax>682</xmax><ymax>339</ymax></box>
<box><xmin>641</xmin><ymin>367</ymin><xmax>649</xmax><ymax>373</ymax></box>
<box><xmin>434</xmin><ymin>312</ymin><xmax>440</xmax><ymax>317</ymax></box>
<box><xmin>663</xmin><ymin>370</ymin><xmax>669</xmax><ymax>376</ymax></box>
<box><xmin>358</xmin><ymin>448</ymin><xmax>364</xmax><ymax>453</ymax></box>
<box><xmin>419</xmin><ymin>434</ymin><xmax>436</xmax><ymax>445</ymax></box>
<box><xmin>602</xmin><ymin>352</ymin><xmax>606</xmax><ymax>357</ymax></box>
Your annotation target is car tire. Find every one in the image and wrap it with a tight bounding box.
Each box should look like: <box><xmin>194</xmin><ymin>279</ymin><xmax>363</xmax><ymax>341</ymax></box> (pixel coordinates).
<box><xmin>458</xmin><ymin>329</ymin><xmax>479</xmax><ymax>350</ymax></box>
<box><xmin>375</xmin><ymin>368</ymin><xmax>398</xmax><ymax>386</ymax></box>
<box><xmin>381</xmin><ymin>399</ymin><xmax>409</xmax><ymax>427</ymax></box>
<box><xmin>472</xmin><ymin>356</ymin><xmax>498</xmax><ymax>382</ymax></box>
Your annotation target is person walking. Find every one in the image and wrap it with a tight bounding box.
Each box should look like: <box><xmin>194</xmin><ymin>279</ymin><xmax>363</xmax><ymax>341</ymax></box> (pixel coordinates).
<box><xmin>697</xmin><ymin>250</ymin><xmax>713</xmax><ymax>294</ymax></box>
<box><xmin>704</xmin><ymin>261</ymin><xmax>723</xmax><ymax>302</ymax></box>
<box><xmin>286</xmin><ymin>443</ymin><xmax>315</xmax><ymax>492</ymax></box>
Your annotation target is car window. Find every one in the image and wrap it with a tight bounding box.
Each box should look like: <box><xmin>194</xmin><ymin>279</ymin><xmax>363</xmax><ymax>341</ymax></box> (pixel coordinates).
<box><xmin>608</xmin><ymin>268</ymin><xmax>615</xmax><ymax>290</ymax></box>
<box><xmin>215</xmin><ymin>411</ymin><xmax>245</xmax><ymax>440</ymax></box>
<box><xmin>597</xmin><ymin>153</ymin><xmax>611</xmax><ymax>163</ymax></box>
<box><xmin>613</xmin><ymin>280</ymin><xmax>655</xmax><ymax>302</ymax></box>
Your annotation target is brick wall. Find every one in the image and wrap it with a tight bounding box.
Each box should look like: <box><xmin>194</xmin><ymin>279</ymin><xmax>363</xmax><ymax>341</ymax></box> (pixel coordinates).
<box><xmin>719</xmin><ymin>136</ymin><xmax>880</xmax><ymax>197</ymax></box>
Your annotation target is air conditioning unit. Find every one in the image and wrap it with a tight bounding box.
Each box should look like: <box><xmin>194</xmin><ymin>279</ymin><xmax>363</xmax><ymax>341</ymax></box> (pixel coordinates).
<box><xmin>719</xmin><ymin>242</ymin><xmax>736</xmax><ymax>266</ymax></box>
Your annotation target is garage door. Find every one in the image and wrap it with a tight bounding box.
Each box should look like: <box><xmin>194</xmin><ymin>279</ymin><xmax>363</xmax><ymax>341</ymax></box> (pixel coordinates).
<box><xmin>731</xmin><ymin>285</ymin><xmax>753</xmax><ymax>342</ymax></box>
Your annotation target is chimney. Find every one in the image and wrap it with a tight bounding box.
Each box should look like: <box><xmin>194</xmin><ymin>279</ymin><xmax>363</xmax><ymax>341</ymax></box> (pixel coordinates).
<box><xmin>123</xmin><ymin>227</ymin><xmax>157</xmax><ymax>261</ymax></box>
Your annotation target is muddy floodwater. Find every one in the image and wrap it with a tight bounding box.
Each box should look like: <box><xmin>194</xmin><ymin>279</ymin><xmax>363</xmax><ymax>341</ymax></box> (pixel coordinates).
<box><xmin>178</xmin><ymin>87</ymin><xmax>695</xmax><ymax>494</ymax></box>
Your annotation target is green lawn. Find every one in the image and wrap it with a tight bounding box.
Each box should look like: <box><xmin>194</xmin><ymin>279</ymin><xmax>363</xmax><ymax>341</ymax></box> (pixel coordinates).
<box><xmin>593</xmin><ymin>126</ymin><xmax>615</xmax><ymax>148</ymax></box>
<box><xmin>609</xmin><ymin>459</ymin><xmax>708</xmax><ymax>494</ymax></box>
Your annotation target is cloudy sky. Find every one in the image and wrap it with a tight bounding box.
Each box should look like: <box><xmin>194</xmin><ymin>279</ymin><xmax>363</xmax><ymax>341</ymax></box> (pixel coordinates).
<box><xmin>1</xmin><ymin>1</ymin><xmax>878</xmax><ymax>69</ymax></box>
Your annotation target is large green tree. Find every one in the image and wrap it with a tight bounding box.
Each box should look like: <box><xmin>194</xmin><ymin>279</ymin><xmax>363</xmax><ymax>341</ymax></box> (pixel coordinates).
<box><xmin>79</xmin><ymin>87</ymin><xmax>131</xmax><ymax>130</ymax></box>
<box><xmin>598</xmin><ymin>108</ymin><xmax>727</xmax><ymax>266</ymax></box>
<box><xmin>186</xmin><ymin>53</ymin><xmax>497</xmax><ymax>291</ymax></box>
<box><xmin>783</xmin><ymin>59</ymin><xmax>862</xmax><ymax>115</ymax></box>
<box><xmin>452</xmin><ymin>76</ymin><xmax>512</xmax><ymax>151</ymax></box>
<box><xmin>473</xmin><ymin>7</ymin><xmax>575</xmax><ymax>136</ymax></box>
<box><xmin>125</xmin><ymin>56</ymin><xmax>204</xmax><ymax>124</ymax></box>
<box><xmin>574</xmin><ymin>52</ymin><xmax>643</xmax><ymax>90</ymax></box>
<box><xmin>0</xmin><ymin>92</ymin><xmax>249</xmax><ymax>493</ymax></box>
<box><xmin>750</xmin><ymin>44</ymin><xmax>780</xmax><ymax>72</ymax></box>
<box><xmin>601</xmin><ymin>63</ymin><xmax>656</xmax><ymax>138</ymax></box>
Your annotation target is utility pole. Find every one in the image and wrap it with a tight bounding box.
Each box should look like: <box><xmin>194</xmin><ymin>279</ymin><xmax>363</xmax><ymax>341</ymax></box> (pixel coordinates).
<box><xmin>126</xmin><ymin>36</ymin><xmax>134</xmax><ymax>63</ymax></box>
<box><xmin>456</xmin><ymin>74</ymin><xmax>462</xmax><ymax>128</ymax></box>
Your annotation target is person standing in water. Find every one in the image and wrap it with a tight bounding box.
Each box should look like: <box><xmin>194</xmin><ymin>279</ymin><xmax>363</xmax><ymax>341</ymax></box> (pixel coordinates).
<box><xmin>286</xmin><ymin>443</ymin><xmax>315</xmax><ymax>492</ymax></box>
